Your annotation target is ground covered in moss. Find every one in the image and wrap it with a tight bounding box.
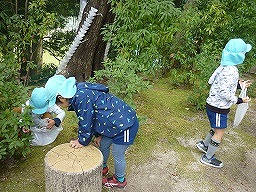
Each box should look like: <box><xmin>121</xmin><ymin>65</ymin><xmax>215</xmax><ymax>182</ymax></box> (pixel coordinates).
<box><xmin>1</xmin><ymin>77</ymin><xmax>256</xmax><ymax>192</ymax></box>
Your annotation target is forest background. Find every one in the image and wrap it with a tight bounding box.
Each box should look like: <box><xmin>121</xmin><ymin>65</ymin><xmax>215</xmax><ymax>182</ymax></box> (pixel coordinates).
<box><xmin>0</xmin><ymin>0</ymin><xmax>255</xmax><ymax>180</ymax></box>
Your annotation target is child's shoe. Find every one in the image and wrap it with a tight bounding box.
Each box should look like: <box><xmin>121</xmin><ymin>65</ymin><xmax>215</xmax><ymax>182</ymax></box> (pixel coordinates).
<box><xmin>200</xmin><ymin>154</ymin><xmax>224</xmax><ymax>168</ymax></box>
<box><xmin>196</xmin><ymin>141</ymin><xmax>208</xmax><ymax>153</ymax></box>
<box><xmin>102</xmin><ymin>175</ymin><xmax>127</xmax><ymax>188</ymax></box>
<box><xmin>102</xmin><ymin>166</ymin><xmax>109</xmax><ymax>176</ymax></box>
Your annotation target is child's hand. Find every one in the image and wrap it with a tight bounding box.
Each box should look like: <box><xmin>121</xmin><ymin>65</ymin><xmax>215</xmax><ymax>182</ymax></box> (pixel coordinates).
<box><xmin>22</xmin><ymin>126</ymin><xmax>30</xmax><ymax>133</ymax></box>
<box><xmin>70</xmin><ymin>138</ymin><xmax>84</xmax><ymax>149</ymax></box>
<box><xmin>47</xmin><ymin>119</ymin><xmax>55</xmax><ymax>129</ymax></box>
<box><xmin>240</xmin><ymin>80</ymin><xmax>252</xmax><ymax>88</ymax></box>
<box><xmin>244</xmin><ymin>80</ymin><xmax>252</xmax><ymax>88</ymax></box>
<box><xmin>94</xmin><ymin>136</ymin><xmax>102</xmax><ymax>147</ymax></box>
<box><xmin>242</xmin><ymin>96</ymin><xmax>251</xmax><ymax>103</ymax></box>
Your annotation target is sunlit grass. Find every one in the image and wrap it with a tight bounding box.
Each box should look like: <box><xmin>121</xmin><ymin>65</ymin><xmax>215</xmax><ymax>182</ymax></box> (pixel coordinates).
<box><xmin>42</xmin><ymin>51</ymin><xmax>60</xmax><ymax>66</ymax></box>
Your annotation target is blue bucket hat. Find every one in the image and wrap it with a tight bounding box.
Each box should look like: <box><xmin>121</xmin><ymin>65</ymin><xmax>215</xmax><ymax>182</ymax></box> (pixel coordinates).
<box><xmin>221</xmin><ymin>38</ymin><xmax>252</xmax><ymax>66</ymax></box>
<box><xmin>30</xmin><ymin>87</ymin><xmax>50</xmax><ymax>114</ymax></box>
<box><xmin>45</xmin><ymin>75</ymin><xmax>67</xmax><ymax>106</ymax></box>
<box><xmin>57</xmin><ymin>77</ymin><xmax>77</xmax><ymax>98</ymax></box>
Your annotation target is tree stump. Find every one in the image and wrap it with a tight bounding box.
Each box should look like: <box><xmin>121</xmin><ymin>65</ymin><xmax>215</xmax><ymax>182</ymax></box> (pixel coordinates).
<box><xmin>44</xmin><ymin>143</ymin><xmax>103</xmax><ymax>192</ymax></box>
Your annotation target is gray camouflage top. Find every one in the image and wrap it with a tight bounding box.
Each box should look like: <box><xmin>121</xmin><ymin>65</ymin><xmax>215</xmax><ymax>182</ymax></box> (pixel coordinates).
<box><xmin>206</xmin><ymin>65</ymin><xmax>239</xmax><ymax>109</ymax></box>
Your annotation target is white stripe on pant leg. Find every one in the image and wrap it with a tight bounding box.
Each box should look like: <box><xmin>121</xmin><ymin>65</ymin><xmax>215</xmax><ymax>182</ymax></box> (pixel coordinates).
<box><xmin>215</xmin><ymin>114</ymin><xmax>217</xmax><ymax>127</ymax></box>
<box><xmin>218</xmin><ymin>113</ymin><xmax>221</xmax><ymax>127</ymax></box>
<box><xmin>127</xmin><ymin>129</ymin><xmax>129</xmax><ymax>143</ymax></box>
<box><xmin>216</xmin><ymin>113</ymin><xmax>220</xmax><ymax>127</ymax></box>
<box><xmin>124</xmin><ymin>130</ymin><xmax>126</xmax><ymax>142</ymax></box>
<box><xmin>215</xmin><ymin>113</ymin><xmax>220</xmax><ymax>127</ymax></box>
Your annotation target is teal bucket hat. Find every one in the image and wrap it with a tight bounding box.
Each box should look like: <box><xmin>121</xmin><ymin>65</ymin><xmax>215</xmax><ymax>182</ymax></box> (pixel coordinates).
<box><xmin>30</xmin><ymin>87</ymin><xmax>51</xmax><ymax>114</ymax></box>
<box><xmin>57</xmin><ymin>77</ymin><xmax>77</xmax><ymax>98</ymax></box>
<box><xmin>45</xmin><ymin>75</ymin><xmax>67</xmax><ymax>107</ymax></box>
<box><xmin>221</xmin><ymin>38</ymin><xmax>252</xmax><ymax>66</ymax></box>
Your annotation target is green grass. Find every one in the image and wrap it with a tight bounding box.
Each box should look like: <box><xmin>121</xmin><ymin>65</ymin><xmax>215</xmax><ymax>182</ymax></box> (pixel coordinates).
<box><xmin>127</xmin><ymin>77</ymin><xmax>210</xmax><ymax>167</ymax></box>
<box><xmin>1</xmin><ymin>77</ymin><xmax>256</xmax><ymax>192</ymax></box>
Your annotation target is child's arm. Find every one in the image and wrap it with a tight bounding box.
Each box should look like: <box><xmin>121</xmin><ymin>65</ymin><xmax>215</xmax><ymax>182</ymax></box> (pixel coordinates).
<box><xmin>46</xmin><ymin>105</ymin><xmax>65</xmax><ymax>129</ymax></box>
<box><xmin>46</xmin><ymin>119</ymin><xmax>56</xmax><ymax>129</ymax></box>
<box><xmin>71</xmin><ymin>93</ymin><xmax>95</xmax><ymax>147</ymax></box>
<box><xmin>50</xmin><ymin>105</ymin><xmax>65</xmax><ymax>122</ymax></box>
<box><xmin>94</xmin><ymin>135</ymin><xmax>102</xmax><ymax>147</ymax></box>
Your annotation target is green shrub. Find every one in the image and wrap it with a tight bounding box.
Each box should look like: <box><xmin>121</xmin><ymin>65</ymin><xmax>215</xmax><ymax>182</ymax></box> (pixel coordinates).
<box><xmin>92</xmin><ymin>57</ymin><xmax>151</xmax><ymax>108</ymax></box>
<box><xmin>0</xmin><ymin>109</ymin><xmax>32</xmax><ymax>160</ymax></box>
<box><xmin>0</xmin><ymin>53</ymin><xmax>32</xmax><ymax>161</ymax></box>
<box><xmin>186</xmin><ymin>42</ymin><xmax>220</xmax><ymax>110</ymax></box>
<box><xmin>103</xmin><ymin>0</ymin><xmax>180</xmax><ymax>75</ymax></box>
<box><xmin>29</xmin><ymin>63</ymin><xmax>57</xmax><ymax>86</ymax></box>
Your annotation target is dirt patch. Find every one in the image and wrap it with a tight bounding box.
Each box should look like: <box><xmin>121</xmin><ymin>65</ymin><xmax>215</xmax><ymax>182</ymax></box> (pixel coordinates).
<box><xmin>126</xmin><ymin>149</ymin><xmax>182</xmax><ymax>192</ymax></box>
<box><xmin>123</xmin><ymin>142</ymin><xmax>212</xmax><ymax>192</ymax></box>
<box><xmin>122</xmin><ymin>141</ymin><xmax>256</xmax><ymax>192</ymax></box>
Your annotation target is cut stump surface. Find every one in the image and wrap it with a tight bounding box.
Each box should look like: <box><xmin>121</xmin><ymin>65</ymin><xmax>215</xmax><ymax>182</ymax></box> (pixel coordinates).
<box><xmin>44</xmin><ymin>143</ymin><xmax>103</xmax><ymax>192</ymax></box>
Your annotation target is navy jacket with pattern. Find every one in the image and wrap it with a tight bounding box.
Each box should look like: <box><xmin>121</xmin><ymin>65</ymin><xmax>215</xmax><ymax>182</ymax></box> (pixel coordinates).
<box><xmin>68</xmin><ymin>82</ymin><xmax>137</xmax><ymax>146</ymax></box>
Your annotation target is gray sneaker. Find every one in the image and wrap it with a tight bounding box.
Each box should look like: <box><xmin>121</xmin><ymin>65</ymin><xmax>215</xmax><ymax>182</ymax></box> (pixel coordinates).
<box><xmin>200</xmin><ymin>154</ymin><xmax>224</xmax><ymax>168</ymax></box>
<box><xmin>196</xmin><ymin>141</ymin><xmax>208</xmax><ymax>153</ymax></box>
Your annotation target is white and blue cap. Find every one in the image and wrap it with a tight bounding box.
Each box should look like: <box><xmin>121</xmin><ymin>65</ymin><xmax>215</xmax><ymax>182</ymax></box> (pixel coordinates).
<box><xmin>45</xmin><ymin>75</ymin><xmax>67</xmax><ymax>106</ymax></box>
<box><xmin>221</xmin><ymin>38</ymin><xmax>252</xmax><ymax>66</ymax></box>
<box><xmin>30</xmin><ymin>87</ymin><xmax>51</xmax><ymax>114</ymax></box>
<box><xmin>57</xmin><ymin>77</ymin><xmax>77</xmax><ymax>98</ymax></box>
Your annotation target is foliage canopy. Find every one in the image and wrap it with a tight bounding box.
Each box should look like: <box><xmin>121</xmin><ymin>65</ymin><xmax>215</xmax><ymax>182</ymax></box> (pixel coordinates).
<box><xmin>100</xmin><ymin>0</ymin><xmax>256</xmax><ymax>109</ymax></box>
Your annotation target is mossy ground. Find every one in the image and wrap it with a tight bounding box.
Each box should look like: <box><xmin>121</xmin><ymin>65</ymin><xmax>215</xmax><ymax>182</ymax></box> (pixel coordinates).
<box><xmin>1</xmin><ymin>77</ymin><xmax>256</xmax><ymax>192</ymax></box>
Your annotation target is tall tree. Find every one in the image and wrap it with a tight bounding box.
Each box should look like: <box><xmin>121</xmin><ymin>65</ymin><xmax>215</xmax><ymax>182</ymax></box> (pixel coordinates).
<box><xmin>59</xmin><ymin>0</ymin><xmax>115</xmax><ymax>82</ymax></box>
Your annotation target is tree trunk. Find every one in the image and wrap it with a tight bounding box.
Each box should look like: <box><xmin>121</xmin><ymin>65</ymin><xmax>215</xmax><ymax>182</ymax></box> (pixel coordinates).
<box><xmin>63</xmin><ymin>0</ymin><xmax>115</xmax><ymax>82</ymax></box>
<box><xmin>20</xmin><ymin>39</ymin><xmax>43</xmax><ymax>85</ymax></box>
<box><xmin>30</xmin><ymin>39</ymin><xmax>44</xmax><ymax>76</ymax></box>
<box><xmin>44</xmin><ymin>143</ymin><xmax>103</xmax><ymax>192</ymax></box>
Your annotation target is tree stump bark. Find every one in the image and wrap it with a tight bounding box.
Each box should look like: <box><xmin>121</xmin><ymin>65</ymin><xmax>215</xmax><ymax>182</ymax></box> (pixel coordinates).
<box><xmin>44</xmin><ymin>143</ymin><xmax>103</xmax><ymax>192</ymax></box>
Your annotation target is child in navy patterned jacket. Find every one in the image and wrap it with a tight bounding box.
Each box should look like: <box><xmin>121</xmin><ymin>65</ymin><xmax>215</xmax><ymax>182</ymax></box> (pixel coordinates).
<box><xmin>196</xmin><ymin>38</ymin><xmax>252</xmax><ymax>168</ymax></box>
<box><xmin>55</xmin><ymin>77</ymin><xmax>139</xmax><ymax>189</ymax></box>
